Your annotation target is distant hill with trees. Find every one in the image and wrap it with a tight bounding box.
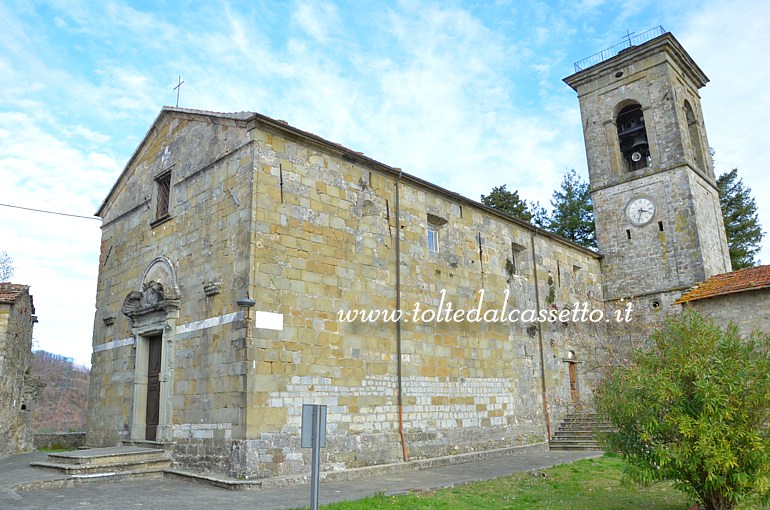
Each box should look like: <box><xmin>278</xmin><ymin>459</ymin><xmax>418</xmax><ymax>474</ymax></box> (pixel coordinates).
<box><xmin>31</xmin><ymin>351</ymin><xmax>89</xmax><ymax>433</ymax></box>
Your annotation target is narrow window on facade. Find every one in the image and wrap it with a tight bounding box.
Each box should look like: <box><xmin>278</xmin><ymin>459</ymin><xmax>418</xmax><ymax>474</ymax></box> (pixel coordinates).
<box><xmin>426</xmin><ymin>213</ymin><xmax>447</xmax><ymax>255</ymax></box>
<box><xmin>616</xmin><ymin>104</ymin><xmax>650</xmax><ymax>171</ymax></box>
<box><xmin>155</xmin><ymin>171</ymin><xmax>172</xmax><ymax>221</ymax></box>
<box><xmin>427</xmin><ymin>226</ymin><xmax>439</xmax><ymax>254</ymax></box>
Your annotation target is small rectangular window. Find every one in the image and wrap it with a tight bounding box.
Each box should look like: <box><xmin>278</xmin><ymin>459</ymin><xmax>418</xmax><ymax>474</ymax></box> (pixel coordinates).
<box><xmin>155</xmin><ymin>171</ymin><xmax>171</xmax><ymax>220</ymax></box>
<box><xmin>427</xmin><ymin>227</ymin><xmax>439</xmax><ymax>254</ymax></box>
<box><xmin>426</xmin><ymin>213</ymin><xmax>446</xmax><ymax>255</ymax></box>
<box><xmin>510</xmin><ymin>242</ymin><xmax>527</xmax><ymax>276</ymax></box>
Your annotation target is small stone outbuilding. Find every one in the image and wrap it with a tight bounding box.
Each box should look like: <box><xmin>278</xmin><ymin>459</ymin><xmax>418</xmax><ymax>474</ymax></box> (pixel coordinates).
<box><xmin>675</xmin><ymin>265</ymin><xmax>770</xmax><ymax>337</ymax></box>
<box><xmin>0</xmin><ymin>283</ymin><xmax>41</xmax><ymax>454</ymax></box>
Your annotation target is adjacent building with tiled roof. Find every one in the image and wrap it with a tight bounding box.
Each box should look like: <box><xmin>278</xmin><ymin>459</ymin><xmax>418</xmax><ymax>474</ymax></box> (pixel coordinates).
<box><xmin>675</xmin><ymin>265</ymin><xmax>770</xmax><ymax>337</ymax></box>
<box><xmin>0</xmin><ymin>283</ymin><xmax>32</xmax><ymax>306</ymax></box>
<box><xmin>675</xmin><ymin>265</ymin><xmax>770</xmax><ymax>304</ymax></box>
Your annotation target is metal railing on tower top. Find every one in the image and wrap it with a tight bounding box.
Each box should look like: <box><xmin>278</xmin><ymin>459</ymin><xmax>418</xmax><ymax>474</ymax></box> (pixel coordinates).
<box><xmin>573</xmin><ymin>26</ymin><xmax>667</xmax><ymax>72</ymax></box>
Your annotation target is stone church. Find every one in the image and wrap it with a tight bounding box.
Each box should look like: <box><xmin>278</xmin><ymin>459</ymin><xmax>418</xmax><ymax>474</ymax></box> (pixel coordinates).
<box><xmin>87</xmin><ymin>31</ymin><xmax>732</xmax><ymax>478</ymax></box>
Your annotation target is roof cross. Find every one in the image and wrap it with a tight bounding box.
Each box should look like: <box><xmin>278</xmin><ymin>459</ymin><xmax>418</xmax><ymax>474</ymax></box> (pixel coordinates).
<box><xmin>623</xmin><ymin>29</ymin><xmax>636</xmax><ymax>47</ymax></box>
<box><xmin>173</xmin><ymin>76</ymin><xmax>184</xmax><ymax>107</ymax></box>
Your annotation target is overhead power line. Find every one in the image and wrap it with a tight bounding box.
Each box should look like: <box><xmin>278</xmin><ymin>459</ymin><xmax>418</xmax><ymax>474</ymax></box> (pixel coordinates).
<box><xmin>0</xmin><ymin>203</ymin><xmax>100</xmax><ymax>221</ymax></box>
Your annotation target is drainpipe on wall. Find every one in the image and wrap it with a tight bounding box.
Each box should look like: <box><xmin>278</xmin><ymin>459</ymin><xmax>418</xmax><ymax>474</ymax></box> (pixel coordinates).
<box><xmin>394</xmin><ymin>169</ymin><xmax>409</xmax><ymax>462</ymax></box>
<box><xmin>238</xmin><ymin>297</ymin><xmax>256</xmax><ymax>441</ymax></box>
<box><xmin>241</xmin><ymin>141</ymin><xmax>259</xmax><ymax>441</ymax></box>
<box><xmin>530</xmin><ymin>229</ymin><xmax>552</xmax><ymax>440</ymax></box>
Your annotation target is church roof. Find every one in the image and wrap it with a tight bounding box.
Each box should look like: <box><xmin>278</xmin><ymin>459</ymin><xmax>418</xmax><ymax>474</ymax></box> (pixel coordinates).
<box><xmin>0</xmin><ymin>283</ymin><xmax>30</xmax><ymax>304</ymax></box>
<box><xmin>675</xmin><ymin>265</ymin><xmax>770</xmax><ymax>304</ymax></box>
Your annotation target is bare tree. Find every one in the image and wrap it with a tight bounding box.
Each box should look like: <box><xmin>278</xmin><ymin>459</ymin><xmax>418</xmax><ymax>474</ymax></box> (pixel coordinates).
<box><xmin>0</xmin><ymin>251</ymin><xmax>14</xmax><ymax>281</ymax></box>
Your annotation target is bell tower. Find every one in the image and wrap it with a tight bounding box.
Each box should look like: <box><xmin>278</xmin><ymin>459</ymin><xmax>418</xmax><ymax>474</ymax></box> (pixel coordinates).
<box><xmin>564</xmin><ymin>29</ymin><xmax>731</xmax><ymax>308</ymax></box>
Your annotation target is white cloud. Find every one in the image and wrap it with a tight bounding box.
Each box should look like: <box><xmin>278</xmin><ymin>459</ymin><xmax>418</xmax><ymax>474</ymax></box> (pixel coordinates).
<box><xmin>0</xmin><ymin>112</ymin><xmax>118</xmax><ymax>366</ymax></box>
<box><xmin>291</xmin><ymin>0</ymin><xmax>340</xmax><ymax>42</ymax></box>
<box><xmin>62</xmin><ymin>125</ymin><xmax>112</xmax><ymax>145</ymax></box>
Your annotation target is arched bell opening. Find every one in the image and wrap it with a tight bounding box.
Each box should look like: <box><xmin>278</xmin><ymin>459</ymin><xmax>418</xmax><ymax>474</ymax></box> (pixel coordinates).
<box><xmin>684</xmin><ymin>100</ymin><xmax>706</xmax><ymax>173</ymax></box>
<box><xmin>616</xmin><ymin>104</ymin><xmax>650</xmax><ymax>171</ymax></box>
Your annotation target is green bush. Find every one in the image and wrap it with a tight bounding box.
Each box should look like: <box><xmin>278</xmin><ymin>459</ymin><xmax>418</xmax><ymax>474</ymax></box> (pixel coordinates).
<box><xmin>596</xmin><ymin>310</ymin><xmax>770</xmax><ymax>510</ymax></box>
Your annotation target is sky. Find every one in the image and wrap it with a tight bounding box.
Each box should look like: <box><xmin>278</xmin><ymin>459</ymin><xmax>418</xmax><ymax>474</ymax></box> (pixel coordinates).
<box><xmin>1</xmin><ymin>0</ymin><xmax>768</xmax><ymax>368</ymax></box>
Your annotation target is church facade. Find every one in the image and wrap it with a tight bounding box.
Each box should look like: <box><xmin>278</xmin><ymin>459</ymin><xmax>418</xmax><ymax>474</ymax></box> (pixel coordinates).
<box><xmin>87</xmin><ymin>31</ymin><xmax>731</xmax><ymax>478</ymax></box>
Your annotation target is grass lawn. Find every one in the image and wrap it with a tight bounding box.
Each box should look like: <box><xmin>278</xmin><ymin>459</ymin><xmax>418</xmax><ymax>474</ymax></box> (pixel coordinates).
<box><xmin>292</xmin><ymin>453</ymin><xmax>765</xmax><ymax>510</ymax></box>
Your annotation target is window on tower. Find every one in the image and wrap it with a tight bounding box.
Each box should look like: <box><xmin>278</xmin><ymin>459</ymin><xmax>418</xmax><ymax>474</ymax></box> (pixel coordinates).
<box><xmin>684</xmin><ymin>100</ymin><xmax>706</xmax><ymax>172</ymax></box>
<box><xmin>616</xmin><ymin>104</ymin><xmax>650</xmax><ymax>171</ymax></box>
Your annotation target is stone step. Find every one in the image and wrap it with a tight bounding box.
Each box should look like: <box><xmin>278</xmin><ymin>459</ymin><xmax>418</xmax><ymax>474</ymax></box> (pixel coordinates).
<box><xmin>552</xmin><ymin>431</ymin><xmax>598</xmax><ymax>438</ymax></box>
<box><xmin>548</xmin><ymin>411</ymin><xmax>612</xmax><ymax>452</ymax></box>
<box><xmin>559</xmin><ymin>419</ymin><xmax>610</xmax><ymax>426</ymax></box>
<box><xmin>29</xmin><ymin>458</ymin><xmax>172</xmax><ymax>475</ymax></box>
<box><xmin>555</xmin><ymin>426</ymin><xmax>614</xmax><ymax>434</ymax></box>
<box><xmin>548</xmin><ymin>441</ymin><xmax>603</xmax><ymax>451</ymax></box>
<box><xmin>562</xmin><ymin>418</ymin><xmax>603</xmax><ymax>425</ymax></box>
<box><xmin>121</xmin><ymin>440</ymin><xmax>171</xmax><ymax>451</ymax></box>
<box><xmin>45</xmin><ymin>447</ymin><xmax>169</xmax><ymax>466</ymax></box>
<box><xmin>30</xmin><ymin>446</ymin><xmax>172</xmax><ymax>476</ymax></box>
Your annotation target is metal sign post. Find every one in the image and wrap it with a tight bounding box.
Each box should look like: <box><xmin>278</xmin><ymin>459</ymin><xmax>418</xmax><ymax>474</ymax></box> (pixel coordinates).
<box><xmin>301</xmin><ymin>404</ymin><xmax>327</xmax><ymax>510</ymax></box>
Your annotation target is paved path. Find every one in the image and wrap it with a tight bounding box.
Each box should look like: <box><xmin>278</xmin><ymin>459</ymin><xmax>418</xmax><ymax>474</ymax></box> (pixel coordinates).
<box><xmin>0</xmin><ymin>449</ymin><xmax>600</xmax><ymax>509</ymax></box>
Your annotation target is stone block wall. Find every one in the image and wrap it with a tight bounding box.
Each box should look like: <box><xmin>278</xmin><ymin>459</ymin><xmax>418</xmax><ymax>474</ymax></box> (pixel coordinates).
<box><xmin>689</xmin><ymin>290</ymin><xmax>770</xmax><ymax>338</ymax></box>
<box><xmin>593</xmin><ymin>167</ymin><xmax>730</xmax><ymax>303</ymax></box>
<box><xmin>689</xmin><ymin>171</ymin><xmax>732</xmax><ymax>277</ymax></box>
<box><xmin>34</xmin><ymin>432</ymin><xmax>86</xmax><ymax>450</ymax></box>
<box><xmin>235</xmin><ymin>120</ymin><xmax>604</xmax><ymax>478</ymax></box>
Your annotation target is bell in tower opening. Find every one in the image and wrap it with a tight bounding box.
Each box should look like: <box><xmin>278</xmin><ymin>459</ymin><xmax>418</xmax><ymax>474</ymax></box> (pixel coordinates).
<box><xmin>616</xmin><ymin>104</ymin><xmax>650</xmax><ymax>171</ymax></box>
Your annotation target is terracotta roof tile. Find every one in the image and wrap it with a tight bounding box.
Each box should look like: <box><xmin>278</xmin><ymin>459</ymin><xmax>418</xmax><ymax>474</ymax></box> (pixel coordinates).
<box><xmin>0</xmin><ymin>283</ymin><xmax>30</xmax><ymax>304</ymax></box>
<box><xmin>675</xmin><ymin>265</ymin><xmax>770</xmax><ymax>304</ymax></box>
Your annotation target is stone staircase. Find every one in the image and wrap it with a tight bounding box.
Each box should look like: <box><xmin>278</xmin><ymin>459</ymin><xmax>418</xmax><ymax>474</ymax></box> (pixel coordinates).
<box><xmin>549</xmin><ymin>412</ymin><xmax>612</xmax><ymax>451</ymax></box>
<box><xmin>30</xmin><ymin>446</ymin><xmax>171</xmax><ymax>478</ymax></box>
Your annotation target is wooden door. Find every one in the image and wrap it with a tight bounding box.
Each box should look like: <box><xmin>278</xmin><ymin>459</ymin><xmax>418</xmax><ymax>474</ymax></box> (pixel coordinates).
<box><xmin>145</xmin><ymin>335</ymin><xmax>162</xmax><ymax>441</ymax></box>
<box><xmin>568</xmin><ymin>362</ymin><xmax>579</xmax><ymax>403</ymax></box>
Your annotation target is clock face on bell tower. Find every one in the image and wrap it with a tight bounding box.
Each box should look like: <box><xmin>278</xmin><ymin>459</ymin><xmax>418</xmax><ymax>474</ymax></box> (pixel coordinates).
<box><xmin>564</xmin><ymin>30</ymin><xmax>731</xmax><ymax>307</ymax></box>
<box><xmin>626</xmin><ymin>198</ymin><xmax>655</xmax><ymax>226</ymax></box>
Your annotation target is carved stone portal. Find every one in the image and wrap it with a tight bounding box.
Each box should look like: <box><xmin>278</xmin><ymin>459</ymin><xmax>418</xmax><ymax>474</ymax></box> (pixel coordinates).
<box><xmin>123</xmin><ymin>257</ymin><xmax>180</xmax><ymax>444</ymax></box>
